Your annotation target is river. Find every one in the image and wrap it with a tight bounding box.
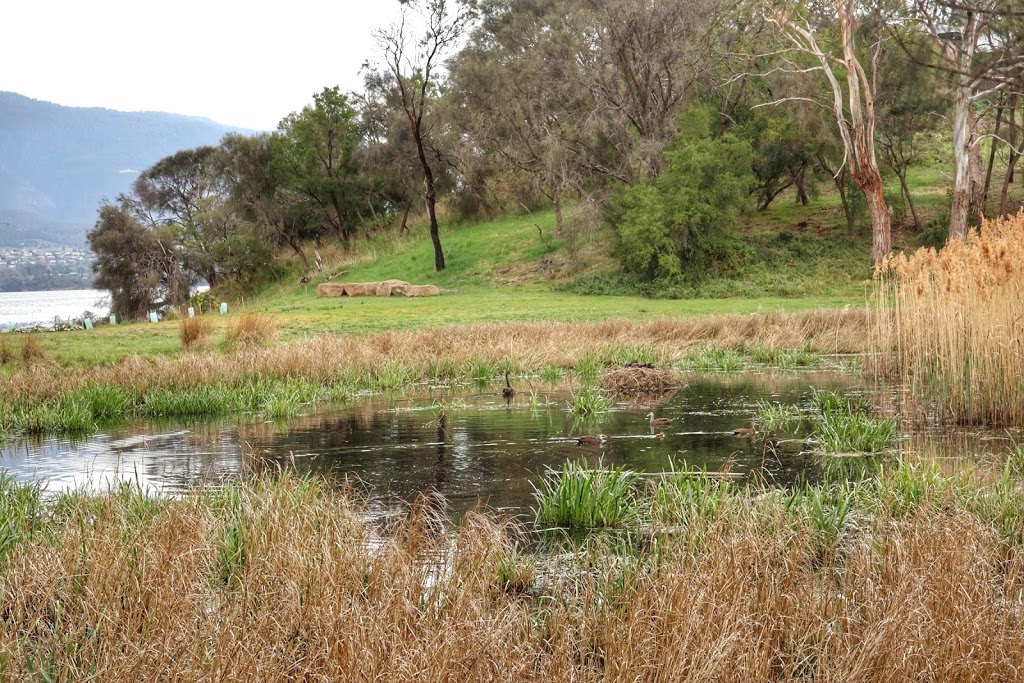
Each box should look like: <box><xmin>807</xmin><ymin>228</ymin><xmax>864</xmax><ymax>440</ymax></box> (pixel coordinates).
<box><xmin>0</xmin><ymin>289</ymin><xmax>109</xmax><ymax>327</ymax></box>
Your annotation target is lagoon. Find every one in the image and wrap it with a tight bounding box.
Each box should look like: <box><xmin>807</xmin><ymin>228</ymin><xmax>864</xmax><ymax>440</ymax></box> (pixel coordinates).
<box><xmin>0</xmin><ymin>288</ymin><xmax>108</xmax><ymax>327</ymax></box>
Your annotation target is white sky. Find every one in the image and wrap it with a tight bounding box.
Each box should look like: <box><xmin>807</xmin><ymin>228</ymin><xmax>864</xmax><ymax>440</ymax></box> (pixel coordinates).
<box><xmin>1</xmin><ymin>1</ymin><xmax>407</xmax><ymax>131</ymax></box>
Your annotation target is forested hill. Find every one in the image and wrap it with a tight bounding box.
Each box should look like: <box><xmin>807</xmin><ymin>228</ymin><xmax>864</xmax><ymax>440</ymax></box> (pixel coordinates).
<box><xmin>0</xmin><ymin>92</ymin><xmax>252</xmax><ymax>246</ymax></box>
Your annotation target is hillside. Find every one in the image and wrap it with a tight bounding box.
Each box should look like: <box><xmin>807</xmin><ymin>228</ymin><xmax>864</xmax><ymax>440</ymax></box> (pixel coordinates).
<box><xmin>0</xmin><ymin>92</ymin><xmax>253</xmax><ymax>247</ymax></box>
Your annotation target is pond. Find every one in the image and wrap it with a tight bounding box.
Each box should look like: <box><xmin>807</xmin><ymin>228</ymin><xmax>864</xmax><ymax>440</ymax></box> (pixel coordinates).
<box><xmin>1</xmin><ymin>370</ymin><xmax>1015</xmax><ymax>520</ymax></box>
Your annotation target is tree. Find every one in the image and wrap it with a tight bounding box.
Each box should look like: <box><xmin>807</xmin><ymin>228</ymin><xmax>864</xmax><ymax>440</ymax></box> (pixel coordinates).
<box><xmin>612</xmin><ymin>108</ymin><xmax>754</xmax><ymax>280</ymax></box>
<box><xmin>133</xmin><ymin>146</ymin><xmax>225</xmax><ymax>287</ymax></box>
<box><xmin>875</xmin><ymin>35</ymin><xmax>947</xmax><ymax>231</ymax></box>
<box><xmin>375</xmin><ymin>0</ymin><xmax>472</xmax><ymax>272</ymax></box>
<box><xmin>765</xmin><ymin>0</ymin><xmax>893</xmax><ymax>264</ymax></box>
<box><xmin>908</xmin><ymin>0</ymin><xmax>1024</xmax><ymax>238</ymax></box>
<box><xmin>88</xmin><ymin>199</ymin><xmax>189</xmax><ymax>320</ymax></box>
<box><xmin>275</xmin><ymin>87</ymin><xmax>363</xmax><ymax>246</ymax></box>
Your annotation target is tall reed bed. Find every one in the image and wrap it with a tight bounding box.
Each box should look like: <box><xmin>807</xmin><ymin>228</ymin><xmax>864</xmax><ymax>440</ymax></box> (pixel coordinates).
<box><xmin>2</xmin><ymin>465</ymin><xmax>1024</xmax><ymax>679</ymax></box>
<box><xmin>876</xmin><ymin>211</ymin><xmax>1024</xmax><ymax>424</ymax></box>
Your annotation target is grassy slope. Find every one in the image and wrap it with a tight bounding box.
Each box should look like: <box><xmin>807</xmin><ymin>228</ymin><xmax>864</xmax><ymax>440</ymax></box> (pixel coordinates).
<box><xmin>29</xmin><ymin>162</ymin><xmax>983</xmax><ymax>367</ymax></box>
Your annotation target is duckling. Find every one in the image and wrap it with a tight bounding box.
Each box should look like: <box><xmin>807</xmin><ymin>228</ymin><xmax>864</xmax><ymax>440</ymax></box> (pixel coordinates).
<box><xmin>577</xmin><ymin>434</ymin><xmax>608</xmax><ymax>446</ymax></box>
<box><xmin>732</xmin><ymin>423</ymin><xmax>757</xmax><ymax>439</ymax></box>
<box><xmin>646</xmin><ymin>412</ymin><xmax>673</xmax><ymax>429</ymax></box>
<box><xmin>655</xmin><ymin>432</ymin><xmax>666</xmax><ymax>440</ymax></box>
<box><xmin>502</xmin><ymin>370</ymin><xmax>515</xmax><ymax>398</ymax></box>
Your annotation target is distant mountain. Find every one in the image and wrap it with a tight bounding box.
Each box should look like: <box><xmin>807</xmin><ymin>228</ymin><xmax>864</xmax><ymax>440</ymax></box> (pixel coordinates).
<box><xmin>0</xmin><ymin>92</ymin><xmax>254</xmax><ymax>247</ymax></box>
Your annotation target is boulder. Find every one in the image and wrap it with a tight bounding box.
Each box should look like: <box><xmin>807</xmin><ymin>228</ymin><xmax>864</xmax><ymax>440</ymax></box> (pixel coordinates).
<box><xmin>317</xmin><ymin>283</ymin><xmax>346</xmax><ymax>298</ymax></box>
<box><xmin>342</xmin><ymin>282</ymin><xmax>378</xmax><ymax>297</ymax></box>
<box><xmin>397</xmin><ymin>284</ymin><xmax>440</xmax><ymax>297</ymax></box>
<box><xmin>375</xmin><ymin>279</ymin><xmax>410</xmax><ymax>296</ymax></box>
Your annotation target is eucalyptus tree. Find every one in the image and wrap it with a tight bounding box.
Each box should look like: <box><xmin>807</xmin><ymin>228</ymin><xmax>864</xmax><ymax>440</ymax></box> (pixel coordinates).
<box><xmin>764</xmin><ymin>0</ymin><xmax>893</xmax><ymax>263</ymax></box>
<box><xmin>905</xmin><ymin>0</ymin><xmax>1024</xmax><ymax>237</ymax></box>
<box><xmin>375</xmin><ymin>0</ymin><xmax>473</xmax><ymax>271</ymax></box>
<box><xmin>131</xmin><ymin>145</ymin><xmax>231</xmax><ymax>287</ymax></box>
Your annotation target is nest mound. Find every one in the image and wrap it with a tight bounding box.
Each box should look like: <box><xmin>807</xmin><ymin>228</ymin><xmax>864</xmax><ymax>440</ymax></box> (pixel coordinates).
<box><xmin>600</xmin><ymin>366</ymin><xmax>684</xmax><ymax>396</ymax></box>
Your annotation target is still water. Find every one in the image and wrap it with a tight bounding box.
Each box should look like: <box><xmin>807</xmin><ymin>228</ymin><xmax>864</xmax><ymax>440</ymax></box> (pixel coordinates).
<box><xmin>0</xmin><ymin>373</ymin><xmax>867</xmax><ymax>518</ymax></box>
<box><xmin>0</xmin><ymin>289</ymin><xmax>108</xmax><ymax>327</ymax></box>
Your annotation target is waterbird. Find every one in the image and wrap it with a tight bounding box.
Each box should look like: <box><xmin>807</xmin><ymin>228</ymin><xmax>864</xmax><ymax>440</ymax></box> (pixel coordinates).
<box><xmin>577</xmin><ymin>434</ymin><xmax>608</xmax><ymax>446</ymax></box>
<box><xmin>502</xmin><ymin>370</ymin><xmax>515</xmax><ymax>398</ymax></box>
<box><xmin>732</xmin><ymin>423</ymin><xmax>758</xmax><ymax>439</ymax></box>
<box><xmin>646</xmin><ymin>412</ymin><xmax>673</xmax><ymax>429</ymax></box>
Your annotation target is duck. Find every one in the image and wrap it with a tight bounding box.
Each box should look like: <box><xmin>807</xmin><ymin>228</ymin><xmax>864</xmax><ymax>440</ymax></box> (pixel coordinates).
<box><xmin>502</xmin><ymin>370</ymin><xmax>515</xmax><ymax>398</ymax></box>
<box><xmin>577</xmin><ymin>434</ymin><xmax>608</xmax><ymax>446</ymax></box>
<box><xmin>646</xmin><ymin>412</ymin><xmax>673</xmax><ymax>429</ymax></box>
<box><xmin>732</xmin><ymin>423</ymin><xmax>757</xmax><ymax>439</ymax></box>
<box><xmin>654</xmin><ymin>432</ymin><xmax>666</xmax><ymax>440</ymax></box>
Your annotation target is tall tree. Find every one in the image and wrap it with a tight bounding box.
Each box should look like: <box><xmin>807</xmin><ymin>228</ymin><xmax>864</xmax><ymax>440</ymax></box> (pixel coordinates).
<box><xmin>765</xmin><ymin>0</ymin><xmax>893</xmax><ymax>263</ymax></box>
<box><xmin>88</xmin><ymin>199</ymin><xmax>190</xmax><ymax>320</ymax></box>
<box><xmin>908</xmin><ymin>0</ymin><xmax>1024</xmax><ymax>239</ymax></box>
<box><xmin>375</xmin><ymin>0</ymin><xmax>472</xmax><ymax>271</ymax></box>
<box><xmin>275</xmin><ymin>87</ymin><xmax>363</xmax><ymax>246</ymax></box>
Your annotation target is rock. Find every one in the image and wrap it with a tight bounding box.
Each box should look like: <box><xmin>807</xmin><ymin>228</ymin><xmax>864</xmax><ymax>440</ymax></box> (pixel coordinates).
<box><xmin>341</xmin><ymin>282</ymin><xmax>379</xmax><ymax>297</ymax></box>
<box><xmin>375</xmin><ymin>279</ymin><xmax>410</xmax><ymax>296</ymax></box>
<box><xmin>398</xmin><ymin>284</ymin><xmax>440</xmax><ymax>297</ymax></box>
<box><xmin>317</xmin><ymin>283</ymin><xmax>345</xmax><ymax>298</ymax></box>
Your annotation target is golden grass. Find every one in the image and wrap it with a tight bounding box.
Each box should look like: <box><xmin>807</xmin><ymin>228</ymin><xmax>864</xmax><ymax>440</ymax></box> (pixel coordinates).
<box><xmin>178</xmin><ymin>316</ymin><xmax>213</xmax><ymax>350</ymax></box>
<box><xmin>2</xmin><ymin>473</ymin><xmax>1023</xmax><ymax>680</ymax></box>
<box><xmin>19</xmin><ymin>332</ymin><xmax>45</xmax><ymax>365</ymax></box>
<box><xmin>225</xmin><ymin>312</ymin><xmax>278</xmax><ymax>350</ymax></box>
<box><xmin>0</xmin><ymin>309</ymin><xmax>868</xmax><ymax>407</ymax></box>
<box><xmin>876</xmin><ymin>211</ymin><xmax>1024</xmax><ymax>424</ymax></box>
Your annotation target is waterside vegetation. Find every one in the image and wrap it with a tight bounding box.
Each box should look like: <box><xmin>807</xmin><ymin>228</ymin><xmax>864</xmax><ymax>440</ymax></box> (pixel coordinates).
<box><xmin>1</xmin><ymin>460</ymin><xmax>1024</xmax><ymax>679</ymax></box>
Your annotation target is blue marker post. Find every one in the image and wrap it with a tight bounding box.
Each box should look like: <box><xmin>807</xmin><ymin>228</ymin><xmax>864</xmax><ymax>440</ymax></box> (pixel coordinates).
<box><xmin>220</xmin><ymin>302</ymin><xmax>228</xmax><ymax>315</ymax></box>
<box><xmin>84</xmin><ymin>318</ymin><xmax>93</xmax><ymax>331</ymax></box>
<box><xmin>188</xmin><ymin>307</ymin><xmax>195</xmax><ymax>318</ymax></box>
<box><xmin>109</xmin><ymin>314</ymin><xmax>117</xmax><ymax>325</ymax></box>
<box><xmin>149</xmin><ymin>311</ymin><xmax>159</xmax><ymax>324</ymax></box>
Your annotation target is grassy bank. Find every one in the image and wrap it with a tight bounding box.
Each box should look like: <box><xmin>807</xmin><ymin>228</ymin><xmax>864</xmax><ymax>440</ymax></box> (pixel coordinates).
<box><xmin>1</xmin><ymin>457</ymin><xmax>1024</xmax><ymax>680</ymax></box>
<box><xmin>0</xmin><ymin>310</ymin><xmax>866</xmax><ymax>437</ymax></box>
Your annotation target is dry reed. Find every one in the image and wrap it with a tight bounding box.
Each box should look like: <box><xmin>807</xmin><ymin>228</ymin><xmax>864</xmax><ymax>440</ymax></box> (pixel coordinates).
<box><xmin>875</xmin><ymin>211</ymin><xmax>1024</xmax><ymax>424</ymax></box>
<box><xmin>1</xmin><ymin>471</ymin><xmax>1023</xmax><ymax>680</ymax></box>
<box><xmin>0</xmin><ymin>335</ymin><xmax>11</xmax><ymax>365</ymax></box>
<box><xmin>179</xmin><ymin>316</ymin><xmax>213</xmax><ymax>350</ymax></box>
<box><xmin>0</xmin><ymin>309</ymin><xmax>868</xmax><ymax>407</ymax></box>
<box><xmin>19</xmin><ymin>332</ymin><xmax>45</xmax><ymax>365</ymax></box>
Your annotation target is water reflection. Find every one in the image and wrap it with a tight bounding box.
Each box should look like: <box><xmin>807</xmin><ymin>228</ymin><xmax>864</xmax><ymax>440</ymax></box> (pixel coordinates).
<box><xmin>0</xmin><ymin>371</ymin><xmax>892</xmax><ymax>518</ymax></box>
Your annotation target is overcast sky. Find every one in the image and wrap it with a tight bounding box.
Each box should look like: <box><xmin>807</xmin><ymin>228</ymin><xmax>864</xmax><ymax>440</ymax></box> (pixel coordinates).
<box><xmin>2</xmin><ymin>1</ymin><xmax>407</xmax><ymax>131</ymax></box>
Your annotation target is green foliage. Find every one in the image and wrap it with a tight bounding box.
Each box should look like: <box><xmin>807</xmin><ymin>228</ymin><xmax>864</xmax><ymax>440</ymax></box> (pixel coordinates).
<box><xmin>567</xmin><ymin>388</ymin><xmax>612</xmax><ymax>418</ymax></box>
<box><xmin>814</xmin><ymin>407</ymin><xmax>898</xmax><ymax>454</ymax></box>
<box><xmin>755</xmin><ymin>401</ymin><xmax>804</xmax><ymax>435</ymax></box>
<box><xmin>611</xmin><ymin>107</ymin><xmax>755</xmax><ymax>281</ymax></box>
<box><xmin>533</xmin><ymin>460</ymin><xmax>641</xmax><ymax>528</ymax></box>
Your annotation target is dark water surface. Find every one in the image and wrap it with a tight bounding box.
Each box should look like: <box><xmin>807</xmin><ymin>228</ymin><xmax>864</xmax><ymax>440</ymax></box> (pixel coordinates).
<box><xmin>0</xmin><ymin>372</ymin><xmax>871</xmax><ymax>518</ymax></box>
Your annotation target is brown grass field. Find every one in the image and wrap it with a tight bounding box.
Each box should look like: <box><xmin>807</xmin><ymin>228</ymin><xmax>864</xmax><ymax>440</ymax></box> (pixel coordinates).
<box><xmin>1</xmin><ymin>309</ymin><xmax>868</xmax><ymax>406</ymax></box>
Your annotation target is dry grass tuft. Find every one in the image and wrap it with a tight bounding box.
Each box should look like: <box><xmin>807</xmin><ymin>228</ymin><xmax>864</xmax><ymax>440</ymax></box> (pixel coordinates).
<box><xmin>225</xmin><ymin>313</ymin><xmax>278</xmax><ymax>350</ymax></box>
<box><xmin>19</xmin><ymin>332</ymin><xmax>45</xmax><ymax>365</ymax></box>
<box><xmin>179</xmin><ymin>316</ymin><xmax>213</xmax><ymax>350</ymax></box>
<box><xmin>876</xmin><ymin>210</ymin><xmax>1024</xmax><ymax>424</ymax></box>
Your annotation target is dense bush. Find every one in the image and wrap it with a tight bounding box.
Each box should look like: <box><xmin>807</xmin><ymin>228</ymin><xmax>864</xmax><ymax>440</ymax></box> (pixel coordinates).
<box><xmin>610</xmin><ymin>108</ymin><xmax>754</xmax><ymax>281</ymax></box>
